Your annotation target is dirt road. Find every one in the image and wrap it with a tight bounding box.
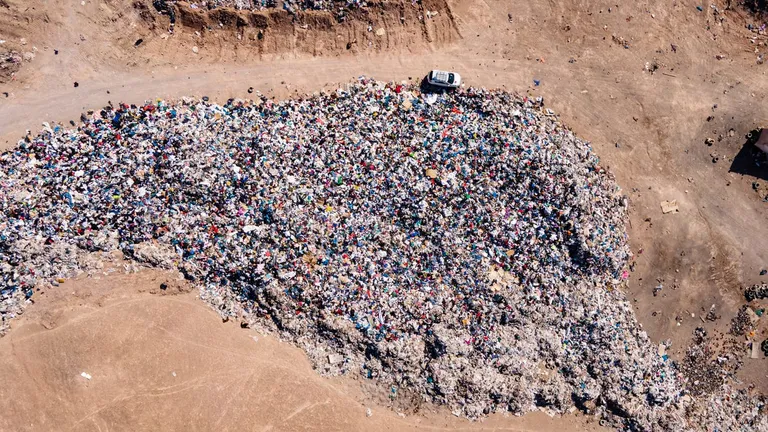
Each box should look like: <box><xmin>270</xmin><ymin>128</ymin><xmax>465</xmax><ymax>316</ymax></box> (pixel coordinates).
<box><xmin>1</xmin><ymin>0</ymin><xmax>768</xmax><ymax>430</ymax></box>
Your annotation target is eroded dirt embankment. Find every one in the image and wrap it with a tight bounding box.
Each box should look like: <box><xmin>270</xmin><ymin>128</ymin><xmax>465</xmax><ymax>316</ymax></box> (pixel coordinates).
<box><xmin>0</xmin><ymin>0</ymin><xmax>460</xmax><ymax>84</ymax></box>
<box><xmin>158</xmin><ymin>0</ymin><xmax>459</xmax><ymax>58</ymax></box>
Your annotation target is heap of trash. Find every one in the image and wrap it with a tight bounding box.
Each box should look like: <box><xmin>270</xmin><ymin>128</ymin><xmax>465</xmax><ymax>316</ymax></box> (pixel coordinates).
<box><xmin>178</xmin><ymin>0</ymin><xmax>368</xmax><ymax>13</ymax></box>
<box><xmin>0</xmin><ymin>78</ymin><xmax>765</xmax><ymax>430</ymax></box>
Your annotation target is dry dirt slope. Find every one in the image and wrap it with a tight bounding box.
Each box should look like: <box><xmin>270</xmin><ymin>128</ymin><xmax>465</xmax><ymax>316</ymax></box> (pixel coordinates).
<box><xmin>0</xmin><ymin>0</ymin><xmax>768</xmax><ymax>430</ymax></box>
<box><xmin>0</xmin><ymin>271</ymin><xmax>606</xmax><ymax>432</ymax></box>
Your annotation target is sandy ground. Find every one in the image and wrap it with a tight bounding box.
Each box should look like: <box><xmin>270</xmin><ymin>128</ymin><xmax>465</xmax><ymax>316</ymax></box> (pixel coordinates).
<box><xmin>1</xmin><ymin>0</ymin><xmax>768</xmax><ymax>430</ymax></box>
<box><xmin>0</xmin><ymin>270</ymin><xmax>605</xmax><ymax>432</ymax></box>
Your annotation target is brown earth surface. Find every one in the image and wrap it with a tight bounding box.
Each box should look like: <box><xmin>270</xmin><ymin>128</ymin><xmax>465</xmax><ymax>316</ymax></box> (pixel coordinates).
<box><xmin>0</xmin><ymin>270</ymin><xmax>606</xmax><ymax>432</ymax></box>
<box><xmin>1</xmin><ymin>0</ymin><xmax>768</xmax><ymax>430</ymax></box>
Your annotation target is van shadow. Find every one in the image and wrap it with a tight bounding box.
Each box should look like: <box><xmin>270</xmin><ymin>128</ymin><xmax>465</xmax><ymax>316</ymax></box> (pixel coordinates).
<box><xmin>419</xmin><ymin>76</ymin><xmax>455</xmax><ymax>94</ymax></box>
<box><xmin>729</xmin><ymin>129</ymin><xmax>768</xmax><ymax>181</ymax></box>
<box><xmin>419</xmin><ymin>77</ymin><xmax>440</xmax><ymax>94</ymax></box>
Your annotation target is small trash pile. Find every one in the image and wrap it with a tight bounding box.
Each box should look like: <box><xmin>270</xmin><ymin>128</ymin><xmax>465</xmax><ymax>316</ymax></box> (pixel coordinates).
<box><xmin>745</xmin><ymin>282</ymin><xmax>768</xmax><ymax>302</ymax></box>
<box><xmin>731</xmin><ymin>305</ymin><xmax>760</xmax><ymax>336</ymax></box>
<box><xmin>0</xmin><ymin>78</ymin><xmax>765</xmax><ymax>429</ymax></box>
<box><xmin>179</xmin><ymin>0</ymin><xmax>368</xmax><ymax>14</ymax></box>
<box><xmin>0</xmin><ymin>50</ymin><xmax>22</xmax><ymax>82</ymax></box>
<box><xmin>180</xmin><ymin>0</ymin><xmax>276</xmax><ymax>10</ymax></box>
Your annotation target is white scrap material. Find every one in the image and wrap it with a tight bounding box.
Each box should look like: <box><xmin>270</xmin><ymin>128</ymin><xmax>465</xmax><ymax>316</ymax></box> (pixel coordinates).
<box><xmin>660</xmin><ymin>200</ymin><xmax>679</xmax><ymax>214</ymax></box>
<box><xmin>80</xmin><ymin>372</ymin><xmax>92</xmax><ymax>380</ymax></box>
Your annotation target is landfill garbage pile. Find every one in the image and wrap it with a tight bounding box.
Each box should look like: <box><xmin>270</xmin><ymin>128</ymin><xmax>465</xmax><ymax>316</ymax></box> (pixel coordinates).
<box><xmin>0</xmin><ymin>78</ymin><xmax>765</xmax><ymax>430</ymax></box>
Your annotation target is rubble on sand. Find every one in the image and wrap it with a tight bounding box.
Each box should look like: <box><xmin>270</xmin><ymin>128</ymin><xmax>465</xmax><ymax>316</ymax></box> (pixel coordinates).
<box><xmin>171</xmin><ymin>0</ymin><xmax>370</xmax><ymax>19</ymax></box>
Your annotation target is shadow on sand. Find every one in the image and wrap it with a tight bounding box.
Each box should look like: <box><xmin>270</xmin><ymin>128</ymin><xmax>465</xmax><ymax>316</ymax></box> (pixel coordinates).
<box><xmin>729</xmin><ymin>129</ymin><xmax>768</xmax><ymax>182</ymax></box>
<box><xmin>419</xmin><ymin>76</ymin><xmax>457</xmax><ymax>94</ymax></box>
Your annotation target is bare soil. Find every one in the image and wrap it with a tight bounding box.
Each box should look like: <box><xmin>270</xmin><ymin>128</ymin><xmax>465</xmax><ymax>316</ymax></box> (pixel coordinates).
<box><xmin>0</xmin><ymin>270</ymin><xmax>606</xmax><ymax>432</ymax></box>
<box><xmin>1</xmin><ymin>0</ymin><xmax>768</xmax><ymax>430</ymax></box>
